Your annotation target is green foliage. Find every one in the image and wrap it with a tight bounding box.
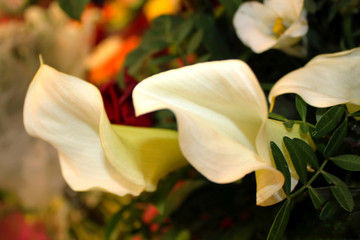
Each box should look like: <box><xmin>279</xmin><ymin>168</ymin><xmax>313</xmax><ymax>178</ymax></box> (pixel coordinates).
<box><xmin>319</xmin><ymin>201</ymin><xmax>337</xmax><ymax>220</ymax></box>
<box><xmin>194</xmin><ymin>12</ymin><xmax>231</xmax><ymax>60</ymax></box>
<box><xmin>219</xmin><ymin>0</ymin><xmax>243</xmax><ymax>17</ymax></box>
<box><xmin>321</xmin><ymin>172</ymin><xmax>354</xmax><ymax>212</ymax></box>
<box><xmin>323</xmin><ymin>119</ymin><xmax>348</xmax><ymax>157</ymax></box>
<box><xmin>330</xmin><ymin>154</ymin><xmax>360</xmax><ymax>171</ymax></box>
<box><xmin>270</xmin><ymin>142</ymin><xmax>291</xmax><ymax>196</ymax></box>
<box><xmin>295</xmin><ymin>95</ymin><xmax>307</xmax><ymax>121</ymax></box>
<box><xmin>267</xmin><ymin>200</ymin><xmax>291</xmax><ymax>240</ymax></box>
<box><xmin>293</xmin><ymin>138</ymin><xmax>319</xmax><ymax>170</ymax></box>
<box><xmin>308</xmin><ymin>186</ymin><xmax>326</xmax><ymax>209</ymax></box>
<box><xmin>313</xmin><ymin>105</ymin><xmax>345</xmax><ymax>138</ymax></box>
<box><xmin>57</xmin><ymin>0</ymin><xmax>90</xmax><ymax>20</ymax></box>
<box><xmin>283</xmin><ymin>137</ymin><xmax>308</xmax><ymax>184</ymax></box>
<box><xmin>100</xmin><ymin>0</ymin><xmax>360</xmax><ymax>238</ymax></box>
<box><xmin>304</xmin><ymin>0</ymin><xmax>317</xmax><ymax>14</ymax></box>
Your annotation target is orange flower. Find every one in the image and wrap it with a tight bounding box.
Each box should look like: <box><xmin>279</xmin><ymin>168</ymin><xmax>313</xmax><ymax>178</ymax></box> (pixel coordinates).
<box><xmin>88</xmin><ymin>35</ymin><xmax>140</xmax><ymax>85</ymax></box>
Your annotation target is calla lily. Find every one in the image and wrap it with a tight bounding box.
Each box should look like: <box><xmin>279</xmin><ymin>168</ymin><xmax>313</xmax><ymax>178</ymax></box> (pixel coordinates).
<box><xmin>24</xmin><ymin>64</ymin><xmax>187</xmax><ymax>196</ymax></box>
<box><xmin>269</xmin><ymin>47</ymin><xmax>360</xmax><ymax>112</ymax></box>
<box><xmin>133</xmin><ymin>60</ymin><xmax>312</xmax><ymax>206</ymax></box>
<box><xmin>233</xmin><ymin>0</ymin><xmax>308</xmax><ymax>54</ymax></box>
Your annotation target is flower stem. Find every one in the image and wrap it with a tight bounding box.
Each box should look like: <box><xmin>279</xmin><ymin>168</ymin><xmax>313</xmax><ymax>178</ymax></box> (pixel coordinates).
<box><xmin>289</xmin><ymin>159</ymin><xmax>328</xmax><ymax>199</ymax></box>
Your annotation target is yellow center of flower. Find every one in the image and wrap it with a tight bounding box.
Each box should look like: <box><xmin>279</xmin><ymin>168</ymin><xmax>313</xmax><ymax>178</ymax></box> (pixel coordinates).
<box><xmin>272</xmin><ymin>17</ymin><xmax>286</xmax><ymax>37</ymax></box>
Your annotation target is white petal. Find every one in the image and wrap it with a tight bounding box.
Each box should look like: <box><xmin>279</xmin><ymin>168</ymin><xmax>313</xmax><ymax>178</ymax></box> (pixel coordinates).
<box><xmin>133</xmin><ymin>60</ymin><xmax>272</xmax><ymax>183</ymax></box>
<box><xmin>255</xmin><ymin>119</ymin><xmax>313</xmax><ymax>205</ymax></box>
<box><xmin>265</xmin><ymin>0</ymin><xmax>304</xmax><ymax>21</ymax></box>
<box><xmin>24</xmin><ymin>64</ymin><xmax>142</xmax><ymax>195</ymax></box>
<box><xmin>24</xmin><ymin>64</ymin><xmax>186</xmax><ymax>196</ymax></box>
<box><xmin>233</xmin><ymin>2</ymin><xmax>278</xmax><ymax>53</ymax></box>
<box><xmin>269</xmin><ymin>48</ymin><xmax>360</xmax><ymax>109</ymax></box>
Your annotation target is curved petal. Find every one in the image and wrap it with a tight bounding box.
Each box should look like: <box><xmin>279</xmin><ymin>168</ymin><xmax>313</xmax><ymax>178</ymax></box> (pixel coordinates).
<box><xmin>255</xmin><ymin>119</ymin><xmax>313</xmax><ymax>205</ymax></box>
<box><xmin>265</xmin><ymin>0</ymin><xmax>304</xmax><ymax>21</ymax></box>
<box><xmin>233</xmin><ymin>2</ymin><xmax>278</xmax><ymax>53</ymax></box>
<box><xmin>24</xmin><ymin>64</ymin><xmax>186</xmax><ymax>196</ymax></box>
<box><xmin>133</xmin><ymin>60</ymin><xmax>272</xmax><ymax>183</ymax></box>
<box><xmin>269</xmin><ymin>48</ymin><xmax>360</xmax><ymax>110</ymax></box>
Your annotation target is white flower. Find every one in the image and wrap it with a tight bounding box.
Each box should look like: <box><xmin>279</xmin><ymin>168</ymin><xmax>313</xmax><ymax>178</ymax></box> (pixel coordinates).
<box><xmin>233</xmin><ymin>0</ymin><xmax>308</xmax><ymax>54</ymax></box>
<box><xmin>269</xmin><ymin>47</ymin><xmax>360</xmax><ymax>112</ymax></box>
<box><xmin>133</xmin><ymin>60</ymin><xmax>313</xmax><ymax>206</ymax></box>
<box><xmin>23</xmin><ymin>64</ymin><xmax>187</xmax><ymax>196</ymax></box>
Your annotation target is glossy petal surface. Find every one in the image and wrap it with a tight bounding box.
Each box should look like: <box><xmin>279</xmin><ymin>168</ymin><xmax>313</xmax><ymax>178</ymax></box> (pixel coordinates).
<box><xmin>269</xmin><ymin>48</ymin><xmax>360</xmax><ymax>110</ymax></box>
<box><xmin>24</xmin><ymin>64</ymin><xmax>186</xmax><ymax>195</ymax></box>
<box><xmin>133</xmin><ymin>60</ymin><xmax>291</xmax><ymax>205</ymax></box>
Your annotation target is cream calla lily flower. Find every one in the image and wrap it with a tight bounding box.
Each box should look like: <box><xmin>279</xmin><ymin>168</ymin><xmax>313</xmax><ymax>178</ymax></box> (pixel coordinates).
<box><xmin>269</xmin><ymin>48</ymin><xmax>360</xmax><ymax>112</ymax></box>
<box><xmin>233</xmin><ymin>0</ymin><xmax>308</xmax><ymax>54</ymax></box>
<box><xmin>133</xmin><ymin>60</ymin><xmax>312</xmax><ymax>206</ymax></box>
<box><xmin>24</xmin><ymin>64</ymin><xmax>187</xmax><ymax>196</ymax></box>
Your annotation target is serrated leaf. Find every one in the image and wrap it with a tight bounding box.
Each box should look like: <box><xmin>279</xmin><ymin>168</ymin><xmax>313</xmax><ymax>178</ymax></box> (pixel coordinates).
<box><xmin>313</xmin><ymin>105</ymin><xmax>345</xmax><ymax>138</ymax></box>
<box><xmin>267</xmin><ymin>200</ymin><xmax>291</xmax><ymax>240</ymax></box>
<box><xmin>186</xmin><ymin>30</ymin><xmax>203</xmax><ymax>55</ymax></box>
<box><xmin>284</xmin><ymin>137</ymin><xmax>308</xmax><ymax>184</ymax></box>
<box><xmin>300</xmin><ymin>122</ymin><xmax>309</xmax><ymax>134</ymax></box>
<box><xmin>321</xmin><ymin>172</ymin><xmax>354</xmax><ymax>212</ymax></box>
<box><xmin>293</xmin><ymin>138</ymin><xmax>319</xmax><ymax>170</ymax></box>
<box><xmin>323</xmin><ymin>119</ymin><xmax>348</xmax><ymax>157</ymax></box>
<box><xmin>308</xmin><ymin>186</ymin><xmax>325</xmax><ymax>209</ymax></box>
<box><xmin>330</xmin><ymin>154</ymin><xmax>360</xmax><ymax>171</ymax></box>
<box><xmin>283</xmin><ymin>120</ymin><xmax>294</xmax><ymax>129</ymax></box>
<box><xmin>295</xmin><ymin>95</ymin><xmax>307</xmax><ymax>121</ymax></box>
<box><xmin>271</xmin><ymin>142</ymin><xmax>291</xmax><ymax>196</ymax></box>
<box><xmin>57</xmin><ymin>0</ymin><xmax>90</xmax><ymax>20</ymax></box>
<box><xmin>268</xmin><ymin>112</ymin><xmax>288</xmax><ymax>122</ymax></box>
<box><xmin>319</xmin><ymin>201</ymin><xmax>337</xmax><ymax>220</ymax></box>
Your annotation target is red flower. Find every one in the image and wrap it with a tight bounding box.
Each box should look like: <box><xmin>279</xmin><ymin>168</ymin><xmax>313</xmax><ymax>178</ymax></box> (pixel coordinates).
<box><xmin>0</xmin><ymin>212</ymin><xmax>50</xmax><ymax>240</ymax></box>
<box><xmin>100</xmin><ymin>71</ymin><xmax>153</xmax><ymax>127</ymax></box>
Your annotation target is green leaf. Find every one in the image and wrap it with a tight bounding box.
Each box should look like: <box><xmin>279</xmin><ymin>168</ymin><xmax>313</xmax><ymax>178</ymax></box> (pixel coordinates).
<box><xmin>267</xmin><ymin>200</ymin><xmax>291</xmax><ymax>240</ymax></box>
<box><xmin>295</xmin><ymin>95</ymin><xmax>307</xmax><ymax>121</ymax></box>
<box><xmin>57</xmin><ymin>0</ymin><xmax>90</xmax><ymax>20</ymax></box>
<box><xmin>293</xmin><ymin>138</ymin><xmax>319</xmax><ymax>170</ymax></box>
<box><xmin>304</xmin><ymin>0</ymin><xmax>317</xmax><ymax>13</ymax></box>
<box><xmin>319</xmin><ymin>201</ymin><xmax>337</xmax><ymax>220</ymax></box>
<box><xmin>186</xmin><ymin>30</ymin><xmax>203</xmax><ymax>55</ymax></box>
<box><xmin>156</xmin><ymin>180</ymin><xmax>206</xmax><ymax>221</ymax></box>
<box><xmin>313</xmin><ymin>105</ymin><xmax>345</xmax><ymax>138</ymax></box>
<box><xmin>270</xmin><ymin>142</ymin><xmax>291</xmax><ymax>196</ymax></box>
<box><xmin>283</xmin><ymin>137</ymin><xmax>308</xmax><ymax>184</ymax></box>
<box><xmin>300</xmin><ymin>122</ymin><xmax>309</xmax><ymax>134</ymax></box>
<box><xmin>104</xmin><ymin>205</ymin><xmax>131</xmax><ymax>240</ymax></box>
<box><xmin>330</xmin><ymin>154</ymin><xmax>360</xmax><ymax>171</ymax></box>
<box><xmin>283</xmin><ymin>120</ymin><xmax>294</xmax><ymax>129</ymax></box>
<box><xmin>268</xmin><ymin>112</ymin><xmax>288</xmax><ymax>122</ymax></box>
<box><xmin>323</xmin><ymin>119</ymin><xmax>348</xmax><ymax>157</ymax></box>
<box><xmin>321</xmin><ymin>172</ymin><xmax>354</xmax><ymax>212</ymax></box>
<box><xmin>349</xmin><ymin>110</ymin><xmax>360</xmax><ymax>117</ymax></box>
<box><xmin>175</xmin><ymin>18</ymin><xmax>194</xmax><ymax>45</ymax></box>
<box><xmin>194</xmin><ymin>12</ymin><xmax>231</xmax><ymax>60</ymax></box>
<box><xmin>308</xmin><ymin>186</ymin><xmax>325</xmax><ymax>209</ymax></box>
<box><xmin>219</xmin><ymin>0</ymin><xmax>243</xmax><ymax>17</ymax></box>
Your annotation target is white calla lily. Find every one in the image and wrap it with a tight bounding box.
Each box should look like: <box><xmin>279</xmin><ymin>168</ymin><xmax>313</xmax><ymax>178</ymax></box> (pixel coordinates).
<box><xmin>24</xmin><ymin>64</ymin><xmax>187</xmax><ymax>196</ymax></box>
<box><xmin>233</xmin><ymin>0</ymin><xmax>308</xmax><ymax>54</ymax></box>
<box><xmin>133</xmin><ymin>60</ymin><xmax>312</xmax><ymax>206</ymax></box>
<box><xmin>269</xmin><ymin>47</ymin><xmax>360</xmax><ymax>112</ymax></box>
